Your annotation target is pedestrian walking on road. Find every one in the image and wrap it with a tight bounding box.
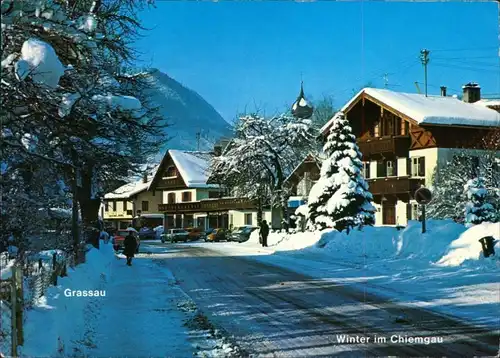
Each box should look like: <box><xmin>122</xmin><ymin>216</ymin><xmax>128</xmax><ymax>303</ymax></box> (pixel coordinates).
<box><xmin>123</xmin><ymin>232</ymin><xmax>138</xmax><ymax>266</ymax></box>
<box><xmin>260</xmin><ymin>220</ymin><xmax>269</xmax><ymax>247</ymax></box>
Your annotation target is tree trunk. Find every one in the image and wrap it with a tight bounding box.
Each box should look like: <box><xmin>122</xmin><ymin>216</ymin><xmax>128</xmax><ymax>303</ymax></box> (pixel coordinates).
<box><xmin>257</xmin><ymin>195</ymin><xmax>263</xmax><ymax>226</ymax></box>
<box><xmin>77</xmin><ymin>165</ymin><xmax>101</xmax><ymax>249</ymax></box>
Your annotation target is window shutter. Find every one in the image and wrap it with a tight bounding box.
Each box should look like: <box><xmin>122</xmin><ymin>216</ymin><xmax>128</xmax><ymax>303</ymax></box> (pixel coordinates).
<box><xmin>377</xmin><ymin>161</ymin><xmax>385</xmax><ymax>177</ymax></box>
<box><xmin>406</xmin><ymin>203</ymin><xmax>412</xmax><ymax>220</ymax></box>
<box><xmin>394</xmin><ymin>159</ymin><xmax>398</xmax><ymax>176</ymax></box>
<box><xmin>366</xmin><ymin>162</ymin><xmax>371</xmax><ymax>179</ymax></box>
<box><xmin>419</xmin><ymin>157</ymin><xmax>426</xmax><ymax>177</ymax></box>
<box><xmin>407</xmin><ymin>158</ymin><xmax>411</xmax><ymax>177</ymax></box>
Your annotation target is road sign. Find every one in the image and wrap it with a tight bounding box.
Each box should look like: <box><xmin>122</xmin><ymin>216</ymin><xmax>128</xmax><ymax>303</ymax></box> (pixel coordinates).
<box><xmin>414</xmin><ymin>187</ymin><xmax>432</xmax><ymax>233</ymax></box>
<box><xmin>415</xmin><ymin>187</ymin><xmax>432</xmax><ymax>205</ymax></box>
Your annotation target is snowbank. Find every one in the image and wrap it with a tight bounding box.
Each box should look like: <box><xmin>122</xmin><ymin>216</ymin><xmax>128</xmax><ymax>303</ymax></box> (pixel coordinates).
<box><xmin>21</xmin><ymin>241</ymin><xmax>114</xmax><ymax>358</ymax></box>
<box><xmin>437</xmin><ymin>222</ymin><xmax>500</xmax><ymax>267</ymax></box>
<box><xmin>246</xmin><ymin>220</ymin><xmax>499</xmax><ymax>267</ymax></box>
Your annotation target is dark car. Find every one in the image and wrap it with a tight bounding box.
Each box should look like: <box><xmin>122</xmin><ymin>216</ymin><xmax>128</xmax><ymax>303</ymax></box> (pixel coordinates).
<box><xmin>230</xmin><ymin>226</ymin><xmax>258</xmax><ymax>243</ymax></box>
<box><xmin>138</xmin><ymin>227</ymin><xmax>156</xmax><ymax>240</ymax></box>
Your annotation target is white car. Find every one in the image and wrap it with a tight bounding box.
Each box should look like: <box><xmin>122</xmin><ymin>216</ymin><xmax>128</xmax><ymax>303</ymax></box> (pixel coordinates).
<box><xmin>161</xmin><ymin>229</ymin><xmax>189</xmax><ymax>243</ymax></box>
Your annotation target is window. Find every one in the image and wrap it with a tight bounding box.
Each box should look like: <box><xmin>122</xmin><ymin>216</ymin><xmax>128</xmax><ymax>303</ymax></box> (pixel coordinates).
<box><xmin>105</xmin><ymin>202</ymin><xmax>109</xmax><ymax>212</ymax></box>
<box><xmin>412</xmin><ymin>204</ymin><xmax>419</xmax><ymax>221</ymax></box>
<box><xmin>374</xmin><ymin>121</ymin><xmax>380</xmax><ymax>137</ymax></box>
<box><xmin>377</xmin><ymin>161</ymin><xmax>386</xmax><ymax>177</ymax></box>
<box><xmin>244</xmin><ymin>213</ymin><xmax>252</xmax><ymax>226</ymax></box>
<box><xmin>123</xmin><ymin>201</ymin><xmax>127</xmax><ymax>211</ymax></box>
<box><xmin>412</xmin><ymin>157</ymin><xmax>425</xmax><ymax>177</ymax></box>
<box><xmin>362</xmin><ymin>162</ymin><xmax>371</xmax><ymax>179</ymax></box>
<box><xmin>112</xmin><ymin>201</ymin><xmax>117</xmax><ymax>211</ymax></box>
<box><xmin>182</xmin><ymin>191</ymin><xmax>192</xmax><ymax>202</ymax></box>
<box><xmin>384</xmin><ymin>115</ymin><xmax>393</xmax><ymax>136</ymax></box>
<box><xmin>401</xmin><ymin>121</ymin><xmax>409</xmax><ymax>135</ymax></box>
<box><xmin>184</xmin><ymin>215</ymin><xmax>194</xmax><ymax>228</ymax></box>
<box><xmin>208</xmin><ymin>191</ymin><xmax>219</xmax><ymax>199</ymax></box>
<box><xmin>386</xmin><ymin>161</ymin><xmax>394</xmax><ymax>177</ymax></box>
<box><xmin>165</xmin><ymin>166</ymin><xmax>176</xmax><ymax>178</ymax></box>
<box><xmin>167</xmin><ymin>193</ymin><xmax>176</xmax><ymax>204</ymax></box>
<box><xmin>141</xmin><ymin>201</ymin><xmax>149</xmax><ymax>212</ymax></box>
<box><xmin>408</xmin><ymin>203</ymin><xmax>419</xmax><ymax>221</ymax></box>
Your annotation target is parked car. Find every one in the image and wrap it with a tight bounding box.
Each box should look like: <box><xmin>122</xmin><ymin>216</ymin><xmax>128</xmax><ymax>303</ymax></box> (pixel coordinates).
<box><xmin>112</xmin><ymin>230</ymin><xmax>140</xmax><ymax>253</ymax></box>
<box><xmin>206</xmin><ymin>228</ymin><xmax>227</xmax><ymax>242</ymax></box>
<box><xmin>138</xmin><ymin>227</ymin><xmax>156</xmax><ymax>240</ymax></box>
<box><xmin>229</xmin><ymin>226</ymin><xmax>259</xmax><ymax>243</ymax></box>
<box><xmin>186</xmin><ymin>227</ymin><xmax>205</xmax><ymax>241</ymax></box>
<box><xmin>161</xmin><ymin>228</ymin><xmax>189</xmax><ymax>243</ymax></box>
<box><xmin>154</xmin><ymin>225</ymin><xmax>164</xmax><ymax>239</ymax></box>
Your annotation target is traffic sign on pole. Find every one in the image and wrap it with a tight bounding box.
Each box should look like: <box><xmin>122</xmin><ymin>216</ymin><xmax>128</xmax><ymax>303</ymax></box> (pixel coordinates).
<box><xmin>415</xmin><ymin>187</ymin><xmax>432</xmax><ymax>233</ymax></box>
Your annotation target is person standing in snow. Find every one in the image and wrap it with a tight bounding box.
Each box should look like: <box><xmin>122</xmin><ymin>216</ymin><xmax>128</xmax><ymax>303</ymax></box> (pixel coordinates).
<box><xmin>260</xmin><ymin>220</ymin><xmax>269</xmax><ymax>247</ymax></box>
<box><xmin>123</xmin><ymin>231</ymin><xmax>138</xmax><ymax>266</ymax></box>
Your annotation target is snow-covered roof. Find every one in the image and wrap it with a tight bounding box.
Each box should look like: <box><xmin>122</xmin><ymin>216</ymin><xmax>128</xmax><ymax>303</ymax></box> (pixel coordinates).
<box><xmin>104</xmin><ymin>180</ymin><xmax>149</xmax><ymax>199</ymax></box>
<box><xmin>168</xmin><ymin>150</ymin><xmax>218</xmax><ymax>188</ymax></box>
<box><xmin>105</xmin><ymin>166</ymin><xmax>159</xmax><ymax>199</ymax></box>
<box><xmin>475</xmin><ymin>99</ymin><xmax>500</xmax><ymax>108</ymax></box>
<box><xmin>321</xmin><ymin>88</ymin><xmax>500</xmax><ymax>134</ymax></box>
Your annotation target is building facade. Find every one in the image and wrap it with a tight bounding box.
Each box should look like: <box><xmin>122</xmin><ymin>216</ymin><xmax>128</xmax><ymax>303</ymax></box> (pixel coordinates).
<box><xmin>149</xmin><ymin>149</ymin><xmax>268</xmax><ymax>230</ymax></box>
<box><xmin>309</xmin><ymin>83</ymin><xmax>500</xmax><ymax>226</ymax></box>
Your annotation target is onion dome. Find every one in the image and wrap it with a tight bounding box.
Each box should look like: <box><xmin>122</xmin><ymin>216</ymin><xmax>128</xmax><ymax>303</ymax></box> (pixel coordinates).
<box><xmin>291</xmin><ymin>81</ymin><xmax>313</xmax><ymax>119</ymax></box>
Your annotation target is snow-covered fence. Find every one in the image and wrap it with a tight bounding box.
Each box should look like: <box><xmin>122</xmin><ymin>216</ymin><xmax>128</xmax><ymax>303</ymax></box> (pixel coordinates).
<box><xmin>24</xmin><ymin>252</ymin><xmax>70</xmax><ymax>307</ymax></box>
<box><xmin>0</xmin><ymin>267</ymin><xmax>23</xmax><ymax>357</ymax></box>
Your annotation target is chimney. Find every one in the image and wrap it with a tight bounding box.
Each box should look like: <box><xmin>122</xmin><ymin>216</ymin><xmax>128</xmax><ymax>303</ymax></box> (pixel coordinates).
<box><xmin>440</xmin><ymin>86</ymin><xmax>447</xmax><ymax>97</ymax></box>
<box><xmin>142</xmin><ymin>173</ymin><xmax>148</xmax><ymax>183</ymax></box>
<box><xmin>462</xmin><ymin>82</ymin><xmax>481</xmax><ymax>103</ymax></box>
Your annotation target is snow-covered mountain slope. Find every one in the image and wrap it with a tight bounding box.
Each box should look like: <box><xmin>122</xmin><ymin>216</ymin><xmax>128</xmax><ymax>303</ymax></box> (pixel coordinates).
<box><xmin>146</xmin><ymin>69</ymin><xmax>231</xmax><ymax>152</ymax></box>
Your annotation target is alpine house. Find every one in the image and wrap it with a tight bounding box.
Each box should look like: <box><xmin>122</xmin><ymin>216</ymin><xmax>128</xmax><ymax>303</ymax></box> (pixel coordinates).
<box><xmin>292</xmin><ymin>83</ymin><xmax>500</xmax><ymax>227</ymax></box>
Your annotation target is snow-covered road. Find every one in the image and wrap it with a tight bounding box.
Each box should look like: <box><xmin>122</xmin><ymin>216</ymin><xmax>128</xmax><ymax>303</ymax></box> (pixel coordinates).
<box><xmin>146</xmin><ymin>242</ymin><xmax>498</xmax><ymax>357</ymax></box>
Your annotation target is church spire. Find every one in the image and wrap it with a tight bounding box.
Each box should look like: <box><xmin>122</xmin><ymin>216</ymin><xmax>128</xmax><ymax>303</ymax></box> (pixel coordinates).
<box><xmin>292</xmin><ymin>81</ymin><xmax>313</xmax><ymax>119</ymax></box>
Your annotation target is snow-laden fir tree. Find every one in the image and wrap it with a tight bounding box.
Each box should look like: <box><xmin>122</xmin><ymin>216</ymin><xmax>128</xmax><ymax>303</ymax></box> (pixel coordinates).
<box><xmin>463</xmin><ymin>177</ymin><xmax>497</xmax><ymax>227</ymax></box>
<box><xmin>307</xmin><ymin>111</ymin><xmax>375</xmax><ymax>232</ymax></box>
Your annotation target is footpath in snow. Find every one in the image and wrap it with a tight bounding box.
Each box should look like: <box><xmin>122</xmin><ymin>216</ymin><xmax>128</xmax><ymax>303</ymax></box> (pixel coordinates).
<box><xmin>18</xmin><ymin>240</ymin><xmax>240</xmax><ymax>358</ymax></box>
<box><xmin>193</xmin><ymin>220</ymin><xmax>500</xmax><ymax>330</ymax></box>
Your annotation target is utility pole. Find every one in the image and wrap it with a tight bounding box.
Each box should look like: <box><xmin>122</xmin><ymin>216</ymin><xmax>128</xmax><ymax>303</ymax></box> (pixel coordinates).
<box><xmin>420</xmin><ymin>49</ymin><xmax>430</xmax><ymax>97</ymax></box>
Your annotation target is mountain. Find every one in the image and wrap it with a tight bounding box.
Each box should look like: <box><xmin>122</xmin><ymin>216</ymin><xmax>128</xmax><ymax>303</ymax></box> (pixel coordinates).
<box><xmin>146</xmin><ymin>69</ymin><xmax>232</xmax><ymax>153</ymax></box>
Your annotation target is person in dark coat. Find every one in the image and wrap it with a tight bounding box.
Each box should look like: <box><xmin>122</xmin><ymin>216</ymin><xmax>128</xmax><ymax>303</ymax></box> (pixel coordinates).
<box><xmin>123</xmin><ymin>232</ymin><xmax>138</xmax><ymax>266</ymax></box>
<box><xmin>260</xmin><ymin>220</ymin><xmax>269</xmax><ymax>247</ymax></box>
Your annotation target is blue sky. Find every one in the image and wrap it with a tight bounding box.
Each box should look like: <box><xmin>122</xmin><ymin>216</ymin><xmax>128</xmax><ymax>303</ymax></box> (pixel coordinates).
<box><xmin>136</xmin><ymin>1</ymin><xmax>498</xmax><ymax>123</ymax></box>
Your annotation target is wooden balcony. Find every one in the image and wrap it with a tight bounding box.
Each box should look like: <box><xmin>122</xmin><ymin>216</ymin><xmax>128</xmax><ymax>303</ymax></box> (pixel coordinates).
<box><xmin>367</xmin><ymin>176</ymin><xmax>424</xmax><ymax>198</ymax></box>
<box><xmin>158</xmin><ymin>197</ymin><xmax>256</xmax><ymax>213</ymax></box>
<box><xmin>358</xmin><ymin>135</ymin><xmax>410</xmax><ymax>159</ymax></box>
<box><xmin>157</xmin><ymin>176</ymin><xmax>186</xmax><ymax>189</ymax></box>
